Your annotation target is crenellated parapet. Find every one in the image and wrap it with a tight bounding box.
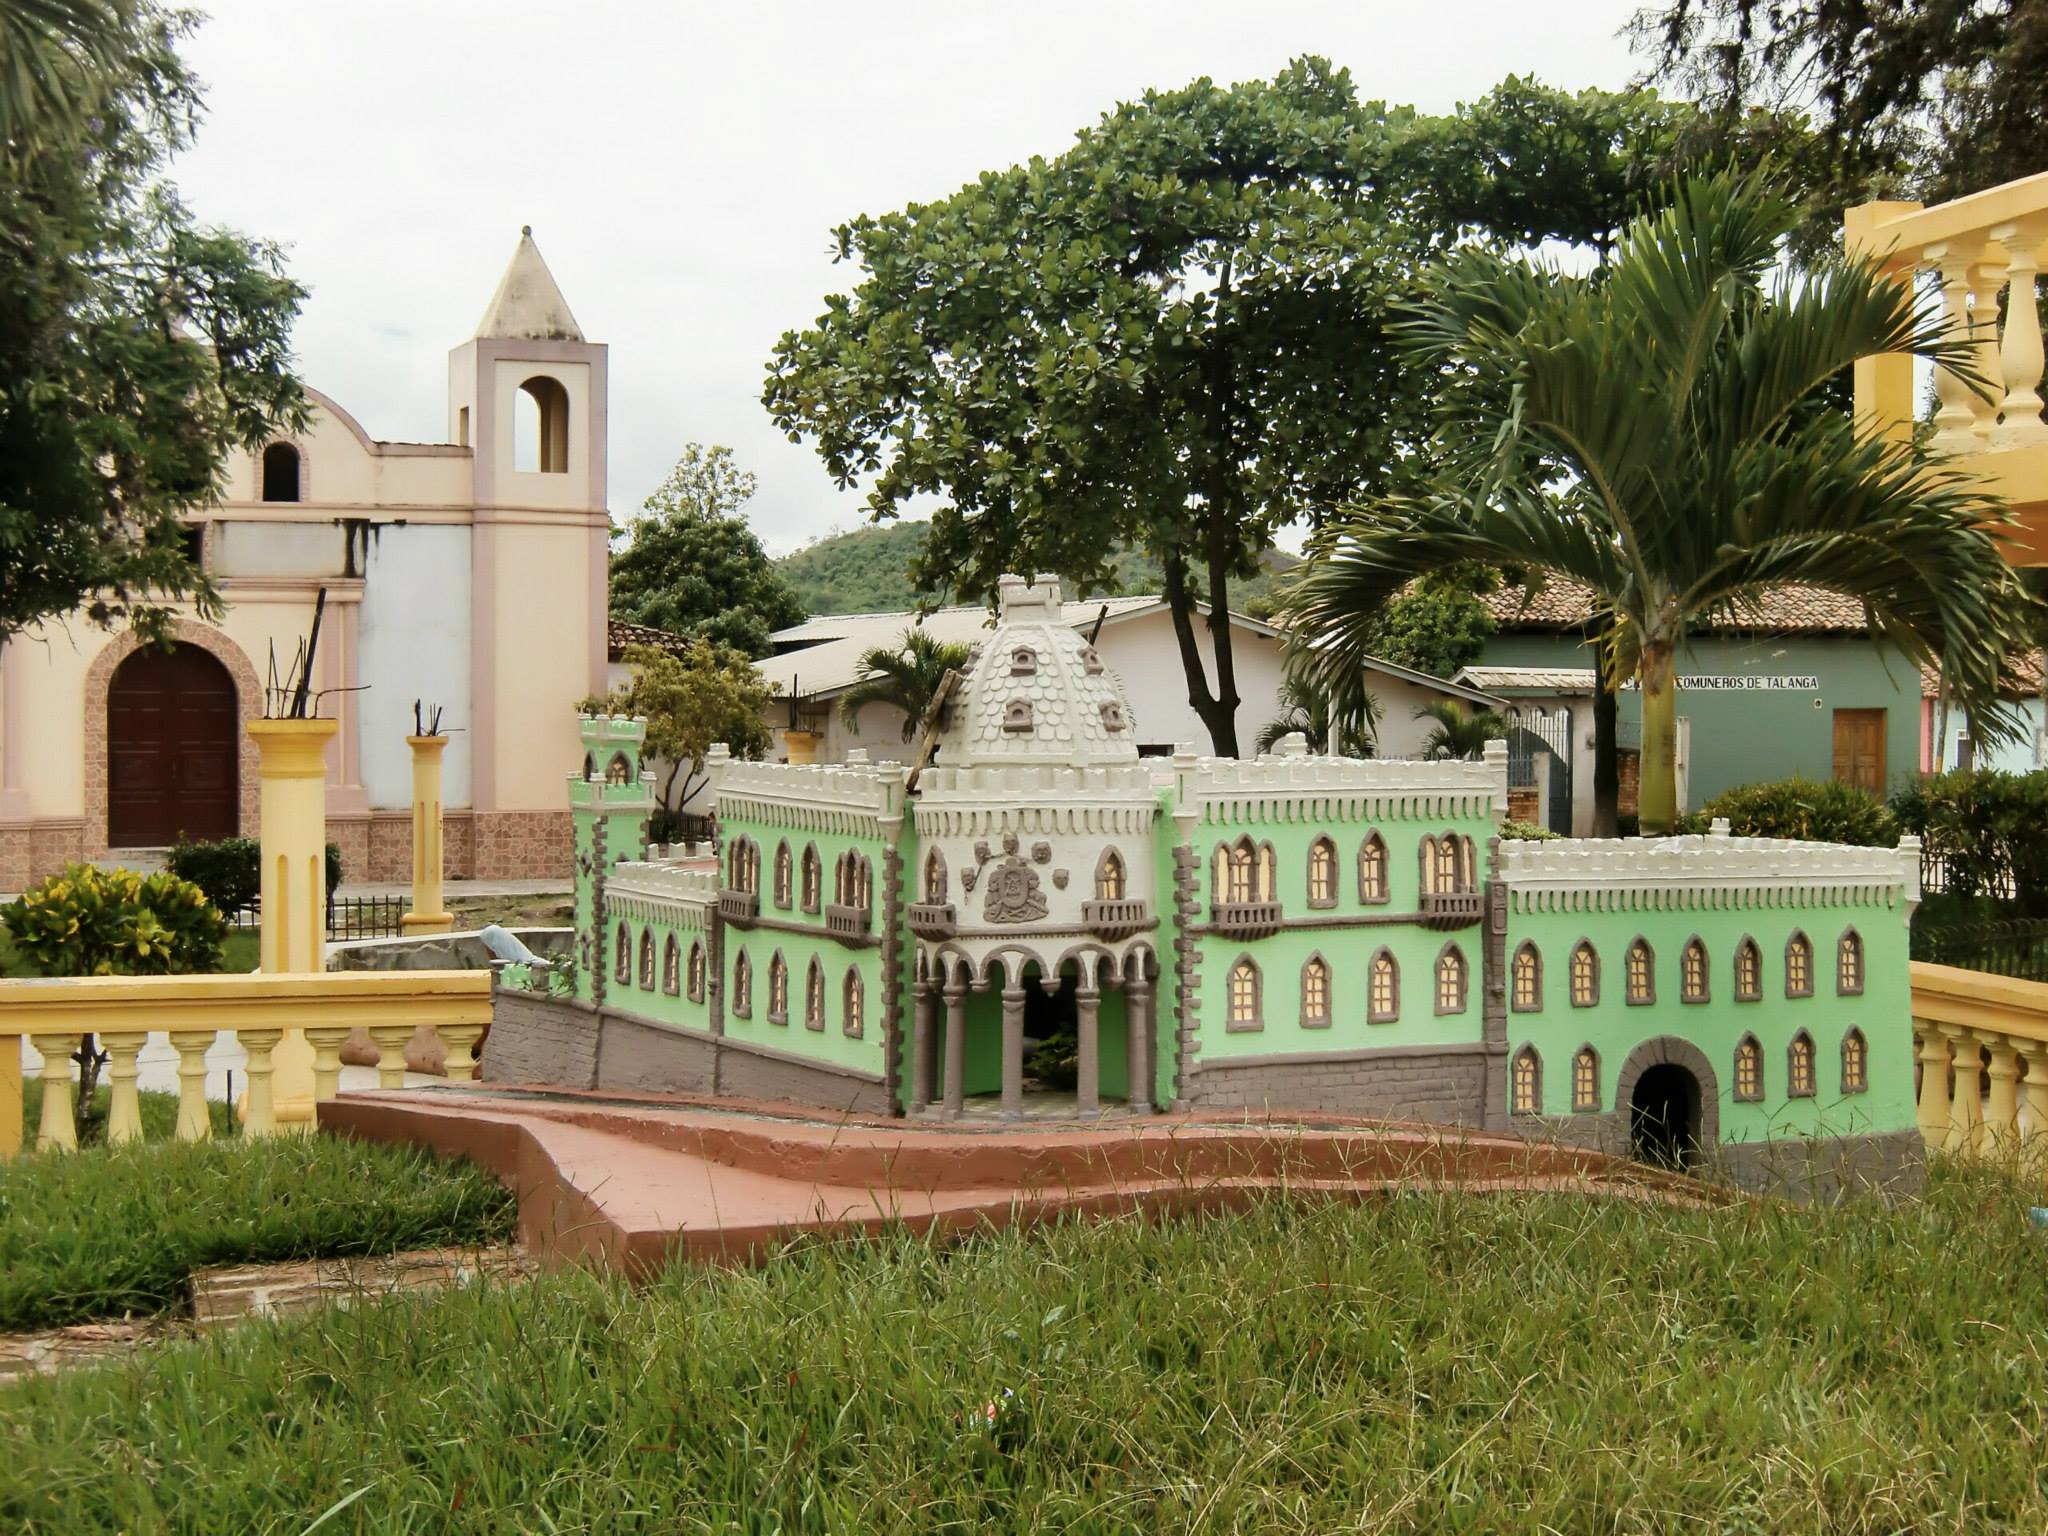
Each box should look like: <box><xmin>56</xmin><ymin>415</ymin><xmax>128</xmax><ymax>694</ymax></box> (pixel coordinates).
<box><xmin>1175</xmin><ymin>740</ymin><xmax>1509</xmax><ymax>827</ymax></box>
<box><xmin>712</xmin><ymin>755</ymin><xmax>909</xmax><ymax>837</ymax></box>
<box><xmin>1499</xmin><ymin>831</ymin><xmax>1922</xmax><ymax>916</ymax></box>
<box><xmin>604</xmin><ymin>859</ymin><xmax>719</xmax><ymax>928</ymax></box>
<box><xmin>915</xmin><ymin>762</ymin><xmax>1161</xmax><ymax>840</ymax></box>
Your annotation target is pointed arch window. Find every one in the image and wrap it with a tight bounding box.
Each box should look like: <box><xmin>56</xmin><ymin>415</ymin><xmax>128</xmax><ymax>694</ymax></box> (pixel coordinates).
<box><xmin>1226</xmin><ymin>956</ymin><xmax>1262</xmax><ymax>1030</ymax></box>
<box><xmin>662</xmin><ymin>934</ymin><xmax>680</xmax><ymax>996</ymax></box>
<box><xmin>923</xmin><ymin>847</ymin><xmax>948</xmax><ymax>904</ymax></box>
<box><xmin>773</xmin><ymin>842</ymin><xmax>793</xmax><ymax>909</ymax></box>
<box><xmin>1511</xmin><ymin>1046</ymin><xmax>1542</xmax><ymax>1115</ymax></box>
<box><xmin>805</xmin><ymin>958</ymin><xmax>826</xmax><ymax>1031</ymax></box>
<box><xmin>1358</xmin><ymin>833</ymin><xmax>1389</xmax><ymax>904</ymax></box>
<box><xmin>1095</xmin><ymin>848</ymin><xmax>1127</xmax><ymax>902</ymax></box>
<box><xmin>1569</xmin><ymin>941</ymin><xmax>1598</xmax><ymax>1007</ymax></box>
<box><xmin>1511</xmin><ymin>942</ymin><xmax>1541</xmax><ymax>1012</ymax></box>
<box><xmin>1299</xmin><ymin>954</ymin><xmax>1331</xmax><ymax>1028</ymax></box>
<box><xmin>800</xmin><ymin>845</ymin><xmax>821</xmax><ymax>913</ymax></box>
<box><xmin>854</xmin><ymin>854</ymin><xmax>872</xmax><ymax>912</ymax></box>
<box><xmin>1837</xmin><ymin>929</ymin><xmax>1864</xmax><ymax>996</ymax></box>
<box><xmin>1681</xmin><ymin>937</ymin><xmax>1709</xmax><ymax>1003</ymax></box>
<box><xmin>686</xmin><ymin>939</ymin><xmax>706</xmax><ymax>1003</ymax></box>
<box><xmin>615</xmin><ymin>924</ymin><xmax>631</xmax><ymax>985</ymax></box>
<box><xmin>1257</xmin><ymin>842</ymin><xmax>1277</xmax><ymax>902</ymax></box>
<box><xmin>606</xmin><ymin>753</ymin><xmax>632</xmax><ymax>787</ymax></box>
<box><xmin>1214</xmin><ymin>838</ymin><xmax>1272</xmax><ymax>904</ymax></box>
<box><xmin>767</xmin><ymin>952</ymin><xmax>789</xmax><ymax>1023</ymax></box>
<box><xmin>1418</xmin><ymin>835</ymin><xmax>1438</xmax><ymax>895</ymax></box>
<box><xmin>732</xmin><ymin>948</ymin><xmax>753</xmax><ymax>1018</ymax></box>
<box><xmin>1307</xmin><ymin>836</ymin><xmax>1337</xmax><ymax>908</ymax></box>
<box><xmin>1733</xmin><ymin>1034</ymin><xmax>1763</xmax><ymax>1101</ymax></box>
<box><xmin>843</xmin><ymin>967</ymin><xmax>864</xmax><ymax>1038</ymax></box>
<box><xmin>1571</xmin><ymin>1046</ymin><xmax>1600</xmax><ymax>1113</ymax></box>
<box><xmin>1734</xmin><ymin>937</ymin><xmax>1762</xmax><ymax>1002</ymax></box>
<box><xmin>1785</xmin><ymin>932</ymin><xmax>1814</xmax><ymax>998</ymax></box>
<box><xmin>1788</xmin><ymin>1030</ymin><xmax>1817</xmax><ymax>1097</ymax></box>
<box><xmin>1436</xmin><ymin>945</ymin><xmax>1468</xmax><ymax>1015</ymax></box>
<box><xmin>1840</xmin><ymin>1027</ymin><xmax>1868</xmax><ymax>1094</ymax></box>
<box><xmin>1368</xmin><ymin>949</ymin><xmax>1400</xmax><ymax>1023</ymax></box>
<box><xmin>1625</xmin><ymin>938</ymin><xmax>1654</xmax><ymax>1005</ymax></box>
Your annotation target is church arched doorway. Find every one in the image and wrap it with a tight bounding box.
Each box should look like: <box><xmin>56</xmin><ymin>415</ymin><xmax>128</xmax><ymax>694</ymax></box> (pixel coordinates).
<box><xmin>1629</xmin><ymin>1062</ymin><xmax>1702</xmax><ymax>1170</ymax></box>
<box><xmin>107</xmin><ymin>643</ymin><xmax>239</xmax><ymax>847</ymax></box>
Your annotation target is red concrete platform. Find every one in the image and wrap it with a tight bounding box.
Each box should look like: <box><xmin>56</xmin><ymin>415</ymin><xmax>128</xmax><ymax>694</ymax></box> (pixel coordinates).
<box><xmin>319</xmin><ymin>1083</ymin><xmax>1728</xmax><ymax>1276</ymax></box>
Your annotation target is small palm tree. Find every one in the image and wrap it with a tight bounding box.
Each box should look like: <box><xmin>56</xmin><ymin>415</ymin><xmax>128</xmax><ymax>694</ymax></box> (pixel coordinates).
<box><xmin>1287</xmin><ymin>170</ymin><xmax>2039</xmax><ymax>832</ymax></box>
<box><xmin>1414</xmin><ymin>700</ymin><xmax>1505</xmax><ymax>761</ymax></box>
<box><xmin>838</xmin><ymin>628</ymin><xmax>974</xmax><ymax>741</ymax></box>
<box><xmin>1255</xmin><ymin>672</ymin><xmax>1377</xmax><ymax>757</ymax></box>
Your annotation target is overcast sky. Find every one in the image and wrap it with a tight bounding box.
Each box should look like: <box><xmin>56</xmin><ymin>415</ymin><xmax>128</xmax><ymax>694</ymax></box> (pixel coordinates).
<box><xmin>175</xmin><ymin>1</ymin><xmax>1643</xmax><ymax>553</ymax></box>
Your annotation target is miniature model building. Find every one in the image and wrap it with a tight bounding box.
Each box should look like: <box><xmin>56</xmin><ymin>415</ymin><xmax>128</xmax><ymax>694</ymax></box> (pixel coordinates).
<box><xmin>489</xmin><ymin>575</ymin><xmax>1923</xmax><ymax>1189</ymax></box>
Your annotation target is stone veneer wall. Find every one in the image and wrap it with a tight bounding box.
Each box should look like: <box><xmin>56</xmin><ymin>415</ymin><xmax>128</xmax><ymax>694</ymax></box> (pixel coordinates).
<box><xmin>1185</xmin><ymin>1043</ymin><xmax>1490</xmax><ymax>1123</ymax></box>
<box><xmin>474</xmin><ymin>810</ymin><xmax>573</xmax><ymax>880</ymax></box>
<box><xmin>483</xmin><ymin>985</ymin><xmax>891</xmax><ymax>1116</ymax></box>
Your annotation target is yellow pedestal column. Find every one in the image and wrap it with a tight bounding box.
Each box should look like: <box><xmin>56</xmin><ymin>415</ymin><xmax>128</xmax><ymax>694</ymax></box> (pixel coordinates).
<box><xmin>782</xmin><ymin>728</ymin><xmax>821</xmax><ymax>765</ymax></box>
<box><xmin>401</xmin><ymin>734</ymin><xmax>453</xmax><ymax>935</ymax></box>
<box><xmin>248</xmin><ymin>717</ymin><xmax>338</xmax><ymax>1135</ymax></box>
<box><xmin>0</xmin><ymin>1036</ymin><xmax>20</xmax><ymax>1158</ymax></box>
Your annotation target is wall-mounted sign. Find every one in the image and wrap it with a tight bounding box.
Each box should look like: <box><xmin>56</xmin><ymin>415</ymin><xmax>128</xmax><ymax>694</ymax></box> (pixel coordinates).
<box><xmin>1620</xmin><ymin>676</ymin><xmax>1819</xmax><ymax>692</ymax></box>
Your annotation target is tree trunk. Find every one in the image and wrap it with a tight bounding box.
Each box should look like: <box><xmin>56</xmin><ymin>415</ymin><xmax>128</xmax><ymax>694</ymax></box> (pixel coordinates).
<box><xmin>1201</xmin><ymin>515</ymin><xmax>1243</xmax><ymax>759</ymax></box>
<box><xmin>1592</xmin><ymin>670</ymin><xmax>1619</xmax><ymax>837</ymax></box>
<box><xmin>1638</xmin><ymin>640</ymin><xmax>1680</xmax><ymax>836</ymax></box>
<box><xmin>1159</xmin><ymin>550</ymin><xmax>1238</xmax><ymax>756</ymax></box>
<box><xmin>1933</xmin><ymin>660</ymin><xmax>1951</xmax><ymax>771</ymax></box>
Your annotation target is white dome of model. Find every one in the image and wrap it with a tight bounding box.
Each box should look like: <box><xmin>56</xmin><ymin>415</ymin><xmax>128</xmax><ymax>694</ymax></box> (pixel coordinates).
<box><xmin>939</xmin><ymin>573</ymin><xmax>1139</xmax><ymax>769</ymax></box>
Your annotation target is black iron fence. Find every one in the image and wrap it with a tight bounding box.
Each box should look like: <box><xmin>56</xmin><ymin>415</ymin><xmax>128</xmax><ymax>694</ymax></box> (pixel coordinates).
<box><xmin>1911</xmin><ymin>915</ymin><xmax>2048</xmax><ymax>982</ymax></box>
<box><xmin>225</xmin><ymin>895</ymin><xmax>407</xmax><ymax>944</ymax></box>
<box><xmin>1919</xmin><ymin>847</ymin><xmax>2018</xmax><ymax>900</ymax></box>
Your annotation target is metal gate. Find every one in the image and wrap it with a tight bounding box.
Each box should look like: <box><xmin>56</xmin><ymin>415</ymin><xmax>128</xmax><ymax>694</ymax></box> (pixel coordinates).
<box><xmin>1505</xmin><ymin>714</ymin><xmax>1574</xmax><ymax>835</ymax></box>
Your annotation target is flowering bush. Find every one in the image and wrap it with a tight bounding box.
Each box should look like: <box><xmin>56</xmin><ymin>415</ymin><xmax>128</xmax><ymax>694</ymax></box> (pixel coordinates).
<box><xmin>2</xmin><ymin>863</ymin><xmax>227</xmax><ymax>977</ymax></box>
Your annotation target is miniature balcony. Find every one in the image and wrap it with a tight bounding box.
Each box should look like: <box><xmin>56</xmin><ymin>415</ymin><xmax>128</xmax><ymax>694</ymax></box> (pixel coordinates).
<box><xmin>1208</xmin><ymin>900</ymin><xmax>1283</xmax><ymax>939</ymax></box>
<box><xmin>825</xmin><ymin>903</ymin><xmax>873</xmax><ymax>942</ymax></box>
<box><xmin>1419</xmin><ymin>889</ymin><xmax>1483</xmax><ymax>930</ymax></box>
<box><xmin>717</xmin><ymin>889</ymin><xmax>760</xmax><ymax>927</ymax></box>
<box><xmin>906</xmin><ymin>901</ymin><xmax>957</xmax><ymax>939</ymax></box>
<box><xmin>1082</xmin><ymin>898</ymin><xmax>1151</xmax><ymax>941</ymax></box>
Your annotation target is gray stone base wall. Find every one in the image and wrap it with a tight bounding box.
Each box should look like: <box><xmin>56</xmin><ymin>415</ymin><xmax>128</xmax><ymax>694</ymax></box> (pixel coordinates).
<box><xmin>1187</xmin><ymin>1045</ymin><xmax>1489</xmax><ymax>1126</ymax></box>
<box><xmin>484</xmin><ymin>987</ymin><xmax>890</xmax><ymax>1116</ymax></box>
<box><xmin>1519</xmin><ymin>1110</ymin><xmax>1924</xmax><ymax>1200</ymax></box>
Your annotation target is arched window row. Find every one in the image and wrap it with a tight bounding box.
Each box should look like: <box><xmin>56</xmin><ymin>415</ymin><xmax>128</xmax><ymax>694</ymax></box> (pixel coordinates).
<box><xmin>833</xmin><ymin>851</ymin><xmax>874</xmax><ymax>912</ymax></box>
<box><xmin>1213</xmin><ymin>838</ymin><xmax>1277</xmax><ymax>904</ymax></box>
<box><xmin>1732</xmin><ymin>1027</ymin><xmax>1867</xmax><ymax>1102</ymax></box>
<box><xmin>1418</xmin><ymin>833</ymin><xmax>1477</xmax><ymax>896</ymax></box>
<box><xmin>728</xmin><ymin>837</ymin><xmax>761</xmax><ymax>896</ymax></box>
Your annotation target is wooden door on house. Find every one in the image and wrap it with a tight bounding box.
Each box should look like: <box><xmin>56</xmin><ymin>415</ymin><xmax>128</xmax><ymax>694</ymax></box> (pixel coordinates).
<box><xmin>107</xmin><ymin>644</ymin><xmax>239</xmax><ymax>847</ymax></box>
<box><xmin>1830</xmin><ymin>708</ymin><xmax>1887</xmax><ymax>796</ymax></box>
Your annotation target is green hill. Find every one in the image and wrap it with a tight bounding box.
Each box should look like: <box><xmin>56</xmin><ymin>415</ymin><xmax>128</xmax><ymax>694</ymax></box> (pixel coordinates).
<box><xmin>777</xmin><ymin>521</ymin><xmax>1299</xmax><ymax>618</ymax></box>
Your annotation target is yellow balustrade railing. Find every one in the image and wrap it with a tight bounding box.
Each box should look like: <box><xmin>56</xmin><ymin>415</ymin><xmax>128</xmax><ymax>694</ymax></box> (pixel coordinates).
<box><xmin>0</xmin><ymin>970</ymin><xmax>490</xmax><ymax>1156</ymax></box>
<box><xmin>1910</xmin><ymin>961</ymin><xmax>2048</xmax><ymax>1157</ymax></box>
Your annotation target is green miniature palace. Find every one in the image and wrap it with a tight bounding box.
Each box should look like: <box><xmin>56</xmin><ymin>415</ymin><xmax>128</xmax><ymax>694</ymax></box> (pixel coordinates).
<box><xmin>495</xmin><ymin>575</ymin><xmax>1922</xmax><ymax>1191</ymax></box>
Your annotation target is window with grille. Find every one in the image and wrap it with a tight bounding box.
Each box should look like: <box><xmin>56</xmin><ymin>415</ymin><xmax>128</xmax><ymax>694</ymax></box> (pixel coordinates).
<box><xmin>1437</xmin><ymin>947</ymin><xmax>1467</xmax><ymax>1014</ymax></box>
<box><xmin>773</xmin><ymin>843</ymin><xmax>792</xmax><ymax>908</ymax></box>
<box><xmin>615</xmin><ymin>924</ymin><xmax>631</xmax><ymax>985</ymax></box>
<box><xmin>662</xmin><ymin>935</ymin><xmax>680</xmax><ymax>996</ymax></box>
<box><xmin>1512</xmin><ymin>1047</ymin><xmax>1541</xmax><ymax>1114</ymax></box>
<box><xmin>1227</xmin><ymin>957</ymin><xmax>1261</xmax><ymax>1028</ymax></box>
<box><xmin>1308</xmin><ymin>837</ymin><xmax>1337</xmax><ymax>907</ymax></box>
<box><xmin>801</xmin><ymin>846</ymin><xmax>821</xmax><ymax>911</ymax></box>
<box><xmin>1626</xmin><ymin>939</ymin><xmax>1654</xmax><ymax>1004</ymax></box>
<box><xmin>1215</xmin><ymin>842</ymin><xmax>1256</xmax><ymax>903</ymax></box>
<box><xmin>732</xmin><ymin>949</ymin><xmax>752</xmax><ymax>1017</ymax></box>
<box><xmin>1511</xmin><ymin>943</ymin><xmax>1540</xmax><ymax>1011</ymax></box>
<box><xmin>1734</xmin><ymin>1035</ymin><xmax>1762</xmax><ymax>1101</ymax></box>
<box><xmin>1300</xmin><ymin>956</ymin><xmax>1330</xmax><ymax>1027</ymax></box>
<box><xmin>1841</xmin><ymin>1028</ymin><xmax>1867</xmax><ymax>1093</ymax></box>
<box><xmin>1369</xmin><ymin>950</ymin><xmax>1399</xmax><ymax>1022</ymax></box>
<box><xmin>1570</xmin><ymin>942</ymin><xmax>1598</xmax><ymax>1007</ymax></box>
<box><xmin>768</xmin><ymin>953</ymin><xmax>788</xmax><ymax>1021</ymax></box>
<box><xmin>1735</xmin><ymin>938</ymin><xmax>1761</xmax><ymax>1001</ymax></box>
<box><xmin>638</xmin><ymin>931</ymin><xmax>655</xmax><ymax>990</ymax></box>
<box><xmin>1436</xmin><ymin>835</ymin><xmax>1465</xmax><ymax>893</ymax></box>
<box><xmin>1358</xmin><ymin>834</ymin><xmax>1388</xmax><ymax>903</ymax></box>
<box><xmin>1096</xmin><ymin>849</ymin><xmax>1126</xmax><ymax>902</ymax></box>
<box><xmin>687</xmin><ymin>940</ymin><xmax>705</xmax><ymax>1002</ymax></box>
<box><xmin>1572</xmin><ymin>1047</ymin><xmax>1599</xmax><ymax>1112</ymax></box>
<box><xmin>806</xmin><ymin>960</ymin><xmax>825</xmax><ymax>1030</ymax></box>
<box><xmin>1257</xmin><ymin>843</ymin><xmax>1276</xmax><ymax>902</ymax></box>
<box><xmin>844</xmin><ymin>968</ymin><xmax>864</xmax><ymax>1038</ymax></box>
<box><xmin>1788</xmin><ymin>1031</ymin><xmax>1816</xmax><ymax>1096</ymax></box>
<box><xmin>1837</xmin><ymin>930</ymin><xmax>1863</xmax><ymax>995</ymax></box>
<box><xmin>1681</xmin><ymin>938</ymin><xmax>1708</xmax><ymax>1003</ymax></box>
<box><xmin>924</xmin><ymin>848</ymin><xmax>947</xmax><ymax>903</ymax></box>
<box><xmin>1785</xmin><ymin>933</ymin><xmax>1813</xmax><ymax>997</ymax></box>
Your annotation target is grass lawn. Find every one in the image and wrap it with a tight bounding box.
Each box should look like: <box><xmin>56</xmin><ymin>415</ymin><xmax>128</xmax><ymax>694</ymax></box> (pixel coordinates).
<box><xmin>0</xmin><ymin>1100</ymin><xmax>516</xmax><ymax>1331</ymax></box>
<box><xmin>3</xmin><ymin>1163</ymin><xmax>2046</xmax><ymax>1532</ymax></box>
<box><xmin>0</xmin><ymin>928</ymin><xmax>262</xmax><ymax>978</ymax></box>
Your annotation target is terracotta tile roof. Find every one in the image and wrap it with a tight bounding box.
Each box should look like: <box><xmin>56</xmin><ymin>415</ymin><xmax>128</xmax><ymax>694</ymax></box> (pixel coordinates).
<box><xmin>607</xmin><ymin>618</ymin><xmax>695</xmax><ymax>661</ymax></box>
<box><xmin>1478</xmin><ymin>580</ymin><xmax>1874</xmax><ymax>635</ymax></box>
<box><xmin>1917</xmin><ymin>650</ymin><xmax>2045</xmax><ymax>698</ymax></box>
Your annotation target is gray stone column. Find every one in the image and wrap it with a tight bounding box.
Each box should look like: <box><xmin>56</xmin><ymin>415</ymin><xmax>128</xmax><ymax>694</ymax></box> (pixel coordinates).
<box><xmin>1001</xmin><ymin>985</ymin><xmax>1026</xmax><ymax>1117</ymax></box>
<box><xmin>1075</xmin><ymin>988</ymin><xmax>1101</xmax><ymax>1115</ymax></box>
<box><xmin>910</xmin><ymin>981</ymin><xmax>934</xmax><ymax>1113</ymax></box>
<box><xmin>942</xmin><ymin>982</ymin><xmax>967</xmax><ymax>1117</ymax></box>
<box><xmin>1126</xmin><ymin>978</ymin><xmax>1153</xmax><ymax>1111</ymax></box>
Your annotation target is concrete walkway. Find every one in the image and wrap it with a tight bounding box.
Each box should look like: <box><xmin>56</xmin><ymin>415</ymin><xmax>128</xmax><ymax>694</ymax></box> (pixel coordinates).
<box><xmin>323</xmin><ymin>1085</ymin><xmax>1725</xmax><ymax>1276</ymax></box>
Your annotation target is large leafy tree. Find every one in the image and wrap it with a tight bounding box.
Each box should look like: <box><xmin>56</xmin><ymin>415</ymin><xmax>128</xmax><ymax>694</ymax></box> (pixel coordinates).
<box><xmin>766</xmin><ymin>58</ymin><xmax>1454</xmax><ymax>757</ymax></box>
<box><xmin>1</xmin><ymin>0</ymin><xmax>307</xmax><ymax>646</ymax></box>
<box><xmin>608</xmin><ymin>444</ymin><xmax>806</xmax><ymax>658</ymax></box>
<box><xmin>1287</xmin><ymin>172</ymin><xmax>2038</xmax><ymax>835</ymax></box>
<box><xmin>838</xmin><ymin>628</ymin><xmax>973</xmax><ymax>742</ymax></box>
<box><xmin>1632</xmin><ymin>0</ymin><xmax>2048</xmax><ymax>250</ymax></box>
<box><xmin>592</xmin><ymin>642</ymin><xmax>774</xmax><ymax>818</ymax></box>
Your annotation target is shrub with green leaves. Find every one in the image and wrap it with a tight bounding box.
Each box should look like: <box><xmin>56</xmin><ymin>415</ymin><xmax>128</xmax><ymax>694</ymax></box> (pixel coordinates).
<box><xmin>1677</xmin><ymin>777</ymin><xmax>1899</xmax><ymax>846</ymax></box>
<box><xmin>1499</xmin><ymin>818</ymin><xmax>1561</xmax><ymax>841</ymax></box>
<box><xmin>164</xmin><ymin>837</ymin><xmax>345</xmax><ymax>917</ymax></box>
<box><xmin>1</xmin><ymin>864</ymin><xmax>227</xmax><ymax>977</ymax></box>
<box><xmin>1892</xmin><ymin>768</ymin><xmax>2048</xmax><ymax>913</ymax></box>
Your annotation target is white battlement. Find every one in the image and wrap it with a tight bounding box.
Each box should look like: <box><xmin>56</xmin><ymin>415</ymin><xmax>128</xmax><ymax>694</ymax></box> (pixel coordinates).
<box><xmin>605</xmin><ymin>859</ymin><xmax>720</xmax><ymax>911</ymax></box>
<box><xmin>710</xmin><ymin>755</ymin><xmax>909</xmax><ymax>819</ymax></box>
<box><xmin>1499</xmin><ymin>832</ymin><xmax>1921</xmax><ymax>913</ymax></box>
<box><xmin>917</xmin><ymin>761</ymin><xmax>1161</xmax><ymax>800</ymax></box>
<box><xmin>1175</xmin><ymin>739</ymin><xmax>1509</xmax><ymax>821</ymax></box>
